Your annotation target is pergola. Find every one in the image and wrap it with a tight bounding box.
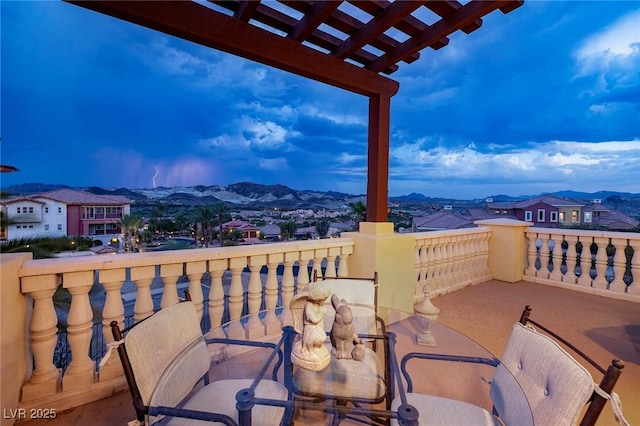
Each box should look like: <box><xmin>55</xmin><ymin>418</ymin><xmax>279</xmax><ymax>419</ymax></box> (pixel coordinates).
<box><xmin>68</xmin><ymin>0</ymin><xmax>523</xmax><ymax>222</ymax></box>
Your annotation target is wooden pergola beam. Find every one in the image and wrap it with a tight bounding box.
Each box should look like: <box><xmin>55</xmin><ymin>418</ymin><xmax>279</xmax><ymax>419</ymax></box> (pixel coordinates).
<box><xmin>69</xmin><ymin>0</ymin><xmax>399</xmax><ymax>98</ymax></box>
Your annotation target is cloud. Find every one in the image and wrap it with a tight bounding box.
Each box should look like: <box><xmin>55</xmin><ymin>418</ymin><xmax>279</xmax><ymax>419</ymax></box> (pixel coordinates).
<box><xmin>389</xmin><ymin>139</ymin><xmax>640</xmax><ymax>191</ymax></box>
<box><xmin>259</xmin><ymin>158</ymin><xmax>289</xmax><ymax>171</ymax></box>
<box><xmin>575</xmin><ymin>10</ymin><xmax>640</xmax><ymax>62</ymax></box>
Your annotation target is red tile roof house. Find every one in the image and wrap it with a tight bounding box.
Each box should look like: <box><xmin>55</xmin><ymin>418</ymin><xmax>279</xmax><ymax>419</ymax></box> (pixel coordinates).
<box><xmin>220</xmin><ymin>219</ymin><xmax>261</xmax><ymax>240</ymax></box>
<box><xmin>0</xmin><ymin>188</ymin><xmax>132</xmax><ymax>246</ymax></box>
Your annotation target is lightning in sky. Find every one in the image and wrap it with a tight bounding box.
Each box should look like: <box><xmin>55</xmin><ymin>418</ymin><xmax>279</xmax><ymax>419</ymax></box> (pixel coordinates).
<box><xmin>152</xmin><ymin>166</ymin><xmax>159</xmax><ymax>188</ymax></box>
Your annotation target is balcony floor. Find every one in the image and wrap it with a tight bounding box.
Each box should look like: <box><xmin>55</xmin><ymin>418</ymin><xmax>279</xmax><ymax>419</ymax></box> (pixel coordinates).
<box><xmin>19</xmin><ymin>280</ymin><xmax>639</xmax><ymax>426</ymax></box>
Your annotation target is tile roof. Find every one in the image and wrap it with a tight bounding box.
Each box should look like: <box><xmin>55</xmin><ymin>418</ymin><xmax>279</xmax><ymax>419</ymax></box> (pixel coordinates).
<box><xmin>413</xmin><ymin>211</ymin><xmax>474</xmax><ymax>230</ymax></box>
<box><xmin>33</xmin><ymin>188</ymin><xmax>132</xmax><ymax>205</ymax></box>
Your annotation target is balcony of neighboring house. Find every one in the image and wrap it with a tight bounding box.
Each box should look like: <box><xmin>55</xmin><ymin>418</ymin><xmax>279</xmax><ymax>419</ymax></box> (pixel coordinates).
<box><xmin>2</xmin><ymin>220</ymin><xmax>639</xmax><ymax>426</ymax></box>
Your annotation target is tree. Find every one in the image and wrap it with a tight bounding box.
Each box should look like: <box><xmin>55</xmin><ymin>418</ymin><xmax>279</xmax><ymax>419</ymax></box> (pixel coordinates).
<box><xmin>348</xmin><ymin>201</ymin><xmax>367</xmax><ymax>229</ymax></box>
<box><xmin>172</xmin><ymin>212</ymin><xmax>191</xmax><ymax>236</ymax></box>
<box><xmin>211</xmin><ymin>201</ymin><xmax>230</xmax><ymax>247</ymax></box>
<box><xmin>315</xmin><ymin>218</ymin><xmax>330</xmax><ymax>238</ymax></box>
<box><xmin>118</xmin><ymin>214</ymin><xmax>142</xmax><ymax>252</ymax></box>
<box><xmin>150</xmin><ymin>204</ymin><xmax>165</xmax><ymax>238</ymax></box>
<box><xmin>279</xmin><ymin>221</ymin><xmax>298</xmax><ymax>240</ymax></box>
<box><xmin>194</xmin><ymin>206</ymin><xmax>214</xmax><ymax>247</ymax></box>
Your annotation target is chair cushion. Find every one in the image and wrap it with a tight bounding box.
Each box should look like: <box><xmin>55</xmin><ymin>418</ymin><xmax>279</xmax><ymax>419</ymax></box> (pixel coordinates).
<box><xmin>320</xmin><ymin>279</ymin><xmax>377</xmax><ymax>335</ymax></box>
<box><xmin>494</xmin><ymin>323</ymin><xmax>594</xmax><ymax>426</ymax></box>
<box><xmin>292</xmin><ymin>347</ymin><xmax>385</xmax><ymax>401</ymax></box>
<box><xmin>154</xmin><ymin>379</ymin><xmax>288</xmax><ymax>425</ymax></box>
<box><xmin>126</xmin><ymin>302</ymin><xmax>210</xmax><ymax>405</ymax></box>
<box><xmin>391</xmin><ymin>394</ymin><xmax>504</xmax><ymax>426</ymax></box>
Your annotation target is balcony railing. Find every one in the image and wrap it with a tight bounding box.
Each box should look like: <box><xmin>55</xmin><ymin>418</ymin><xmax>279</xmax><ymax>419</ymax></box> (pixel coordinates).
<box><xmin>524</xmin><ymin>227</ymin><xmax>639</xmax><ymax>298</ymax></box>
<box><xmin>3</xmin><ymin>222</ymin><xmax>638</xmax><ymax>418</ymax></box>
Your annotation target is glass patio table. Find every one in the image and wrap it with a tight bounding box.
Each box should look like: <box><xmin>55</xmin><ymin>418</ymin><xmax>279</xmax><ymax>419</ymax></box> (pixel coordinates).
<box><xmin>195</xmin><ymin>307</ymin><xmax>532</xmax><ymax>425</ymax></box>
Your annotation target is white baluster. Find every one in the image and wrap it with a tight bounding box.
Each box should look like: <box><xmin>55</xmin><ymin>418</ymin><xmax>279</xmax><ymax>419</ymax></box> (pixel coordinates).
<box><xmin>325</xmin><ymin>247</ymin><xmax>339</xmax><ymax>278</ymax></box>
<box><xmin>264</xmin><ymin>253</ymin><xmax>283</xmax><ymax>334</ymax></box>
<box><xmin>63</xmin><ymin>271</ymin><xmax>95</xmax><ymax>391</ymax></box>
<box><xmin>548</xmin><ymin>235</ymin><xmax>564</xmax><ymax>283</ymax></box>
<box><xmin>160</xmin><ymin>263</ymin><xmax>182</xmax><ymax>308</ymax></box>
<box><xmin>337</xmin><ymin>245</ymin><xmax>353</xmax><ymax>277</ymax></box>
<box><xmin>592</xmin><ymin>236</ymin><xmax>609</xmax><ymax>290</ymax></box>
<box><xmin>228</xmin><ymin>257</ymin><xmax>247</xmax><ymax>322</ymax></box>
<box><xmin>246</xmin><ymin>255</ymin><xmax>266</xmax><ymax>338</ymax></box>
<box><xmin>524</xmin><ymin>231</ymin><xmax>538</xmax><ymax>278</ymax></box>
<box><xmin>628</xmin><ymin>238</ymin><xmax>640</xmax><ymax>296</ymax></box>
<box><xmin>208</xmin><ymin>259</ymin><xmax>227</xmax><ymax>330</ymax></box>
<box><xmin>564</xmin><ymin>235</ymin><xmax>578</xmax><ymax>284</ymax></box>
<box><xmin>99</xmin><ymin>268</ymin><xmax>126</xmax><ymax>381</ymax></box>
<box><xmin>131</xmin><ymin>266</ymin><xmax>156</xmax><ymax>322</ymax></box>
<box><xmin>298</xmin><ymin>250</ymin><xmax>313</xmax><ymax>290</ymax></box>
<box><xmin>186</xmin><ymin>261</ymin><xmax>206</xmax><ymax>320</ymax></box>
<box><xmin>576</xmin><ymin>238</ymin><xmax>591</xmax><ymax>287</ymax></box>
<box><xmin>610</xmin><ymin>238</ymin><xmax>627</xmax><ymax>293</ymax></box>
<box><xmin>21</xmin><ymin>275</ymin><xmax>61</xmax><ymax>400</ymax></box>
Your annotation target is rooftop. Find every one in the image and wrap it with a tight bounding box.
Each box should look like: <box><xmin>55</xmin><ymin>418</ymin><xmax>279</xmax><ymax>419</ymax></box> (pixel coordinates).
<box><xmin>20</xmin><ymin>280</ymin><xmax>639</xmax><ymax>426</ymax></box>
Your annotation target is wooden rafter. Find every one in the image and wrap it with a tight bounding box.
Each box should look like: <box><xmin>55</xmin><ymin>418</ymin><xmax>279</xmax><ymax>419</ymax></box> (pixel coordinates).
<box><xmin>332</xmin><ymin>1</ymin><xmax>425</xmax><ymax>60</ymax></box>
<box><xmin>369</xmin><ymin>0</ymin><xmax>522</xmax><ymax>73</ymax></box>
<box><xmin>234</xmin><ymin>0</ymin><xmax>260</xmax><ymax>22</ymax></box>
<box><xmin>288</xmin><ymin>1</ymin><xmax>340</xmax><ymax>43</ymax></box>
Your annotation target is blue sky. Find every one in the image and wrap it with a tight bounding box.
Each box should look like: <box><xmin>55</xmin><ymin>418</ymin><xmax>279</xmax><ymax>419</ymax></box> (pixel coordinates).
<box><xmin>2</xmin><ymin>1</ymin><xmax>639</xmax><ymax>199</ymax></box>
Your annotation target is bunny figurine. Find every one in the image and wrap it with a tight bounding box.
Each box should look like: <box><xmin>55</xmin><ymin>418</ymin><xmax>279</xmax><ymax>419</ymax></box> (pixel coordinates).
<box><xmin>330</xmin><ymin>294</ymin><xmax>365</xmax><ymax>361</ymax></box>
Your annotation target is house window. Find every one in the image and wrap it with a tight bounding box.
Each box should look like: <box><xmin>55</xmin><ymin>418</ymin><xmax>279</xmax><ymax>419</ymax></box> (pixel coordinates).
<box><xmin>57</xmin><ymin>224</ymin><xmax>62</xmax><ymax>230</ymax></box>
<box><xmin>58</xmin><ymin>207</ymin><xmax>62</xmax><ymax>213</ymax></box>
<box><xmin>28</xmin><ymin>207</ymin><xmax>34</xmax><ymax>213</ymax></box>
<box><xmin>45</xmin><ymin>207</ymin><xmax>49</xmax><ymax>213</ymax></box>
<box><xmin>572</xmin><ymin>210</ymin><xmax>579</xmax><ymax>223</ymax></box>
<box><xmin>525</xmin><ymin>211</ymin><xmax>532</xmax><ymax>221</ymax></box>
<box><xmin>537</xmin><ymin>209</ymin><xmax>545</xmax><ymax>222</ymax></box>
<box><xmin>584</xmin><ymin>212</ymin><xmax>592</xmax><ymax>223</ymax></box>
<box><xmin>550</xmin><ymin>211</ymin><xmax>558</xmax><ymax>222</ymax></box>
<box><xmin>45</xmin><ymin>224</ymin><xmax>49</xmax><ymax>231</ymax></box>
<box><xmin>559</xmin><ymin>212</ymin><xmax>566</xmax><ymax>222</ymax></box>
<box><xmin>16</xmin><ymin>207</ymin><xmax>21</xmax><ymax>214</ymax></box>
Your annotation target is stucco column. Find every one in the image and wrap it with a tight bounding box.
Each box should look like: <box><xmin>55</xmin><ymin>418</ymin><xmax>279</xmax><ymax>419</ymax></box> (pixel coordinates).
<box><xmin>2</xmin><ymin>254</ymin><xmax>34</xmax><ymax>424</ymax></box>
<box><xmin>343</xmin><ymin>222</ymin><xmax>415</xmax><ymax>313</ymax></box>
<box><xmin>474</xmin><ymin>219</ymin><xmax>533</xmax><ymax>283</ymax></box>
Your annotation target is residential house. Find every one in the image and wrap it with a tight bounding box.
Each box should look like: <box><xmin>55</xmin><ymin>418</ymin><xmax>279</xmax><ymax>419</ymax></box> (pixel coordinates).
<box><xmin>260</xmin><ymin>224</ymin><xmax>282</xmax><ymax>241</ymax></box>
<box><xmin>0</xmin><ymin>188</ymin><xmax>132</xmax><ymax>243</ymax></box>
<box><xmin>485</xmin><ymin>196</ymin><xmax>586</xmax><ymax>227</ymax></box>
<box><xmin>221</xmin><ymin>219</ymin><xmax>260</xmax><ymax>239</ymax></box>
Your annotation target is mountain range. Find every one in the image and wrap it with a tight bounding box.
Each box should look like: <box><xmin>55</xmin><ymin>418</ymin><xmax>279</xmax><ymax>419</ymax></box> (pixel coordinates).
<box><xmin>3</xmin><ymin>182</ymin><xmax>640</xmax><ymax>211</ymax></box>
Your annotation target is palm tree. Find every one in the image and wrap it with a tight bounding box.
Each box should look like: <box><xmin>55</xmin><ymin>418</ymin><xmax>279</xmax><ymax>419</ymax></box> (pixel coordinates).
<box><xmin>348</xmin><ymin>201</ymin><xmax>367</xmax><ymax>229</ymax></box>
<box><xmin>172</xmin><ymin>212</ymin><xmax>191</xmax><ymax>236</ymax></box>
<box><xmin>118</xmin><ymin>214</ymin><xmax>142</xmax><ymax>252</ymax></box>
<box><xmin>194</xmin><ymin>206</ymin><xmax>214</xmax><ymax>247</ymax></box>
<box><xmin>150</xmin><ymin>204</ymin><xmax>165</xmax><ymax>239</ymax></box>
<box><xmin>211</xmin><ymin>201</ymin><xmax>230</xmax><ymax>247</ymax></box>
<box><xmin>279</xmin><ymin>221</ymin><xmax>298</xmax><ymax>240</ymax></box>
<box><xmin>315</xmin><ymin>218</ymin><xmax>330</xmax><ymax>238</ymax></box>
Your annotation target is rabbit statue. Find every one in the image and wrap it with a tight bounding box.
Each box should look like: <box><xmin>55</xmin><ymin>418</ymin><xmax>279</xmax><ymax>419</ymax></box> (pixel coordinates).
<box><xmin>330</xmin><ymin>294</ymin><xmax>365</xmax><ymax>361</ymax></box>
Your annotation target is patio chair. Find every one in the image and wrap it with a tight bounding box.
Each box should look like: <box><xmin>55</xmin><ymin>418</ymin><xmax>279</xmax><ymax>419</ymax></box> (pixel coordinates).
<box><xmin>313</xmin><ymin>270</ymin><xmax>384</xmax><ymax>337</ymax></box>
<box><xmin>108</xmin><ymin>301</ymin><xmax>289</xmax><ymax>425</ymax></box>
<box><xmin>392</xmin><ymin>305</ymin><xmax>628</xmax><ymax>426</ymax></box>
<box><xmin>289</xmin><ymin>272</ymin><xmax>390</xmax><ymax>425</ymax></box>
